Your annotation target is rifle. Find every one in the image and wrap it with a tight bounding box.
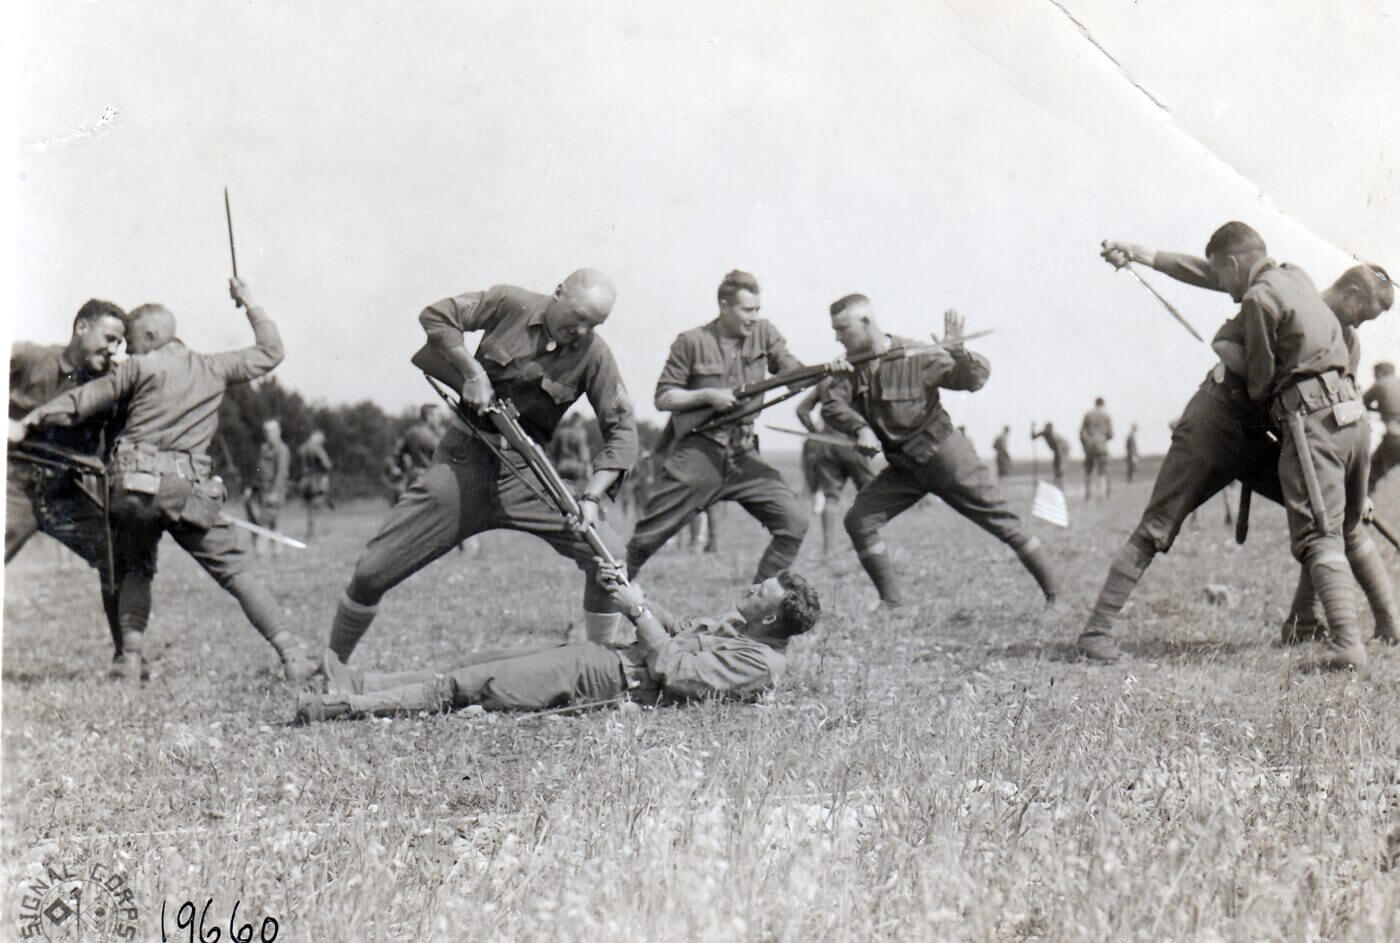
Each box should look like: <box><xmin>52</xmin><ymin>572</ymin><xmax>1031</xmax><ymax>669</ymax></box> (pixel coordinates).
<box><xmin>410</xmin><ymin>344</ymin><xmax>624</xmax><ymax>575</ymax></box>
<box><xmin>668</xmin><ymin>328</ymin><xmax>994</xmax><ymax>442</ymax></box>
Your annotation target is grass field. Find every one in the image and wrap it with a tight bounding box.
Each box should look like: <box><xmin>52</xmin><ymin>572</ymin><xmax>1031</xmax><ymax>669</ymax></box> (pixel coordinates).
<box><xmin>3</xmin><ymin>460</ymin><xmax>1398</xmax><ymax>941</ymax></box>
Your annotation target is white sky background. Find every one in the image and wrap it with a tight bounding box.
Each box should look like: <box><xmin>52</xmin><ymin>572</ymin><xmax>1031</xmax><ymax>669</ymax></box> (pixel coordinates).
<box><xmin>12</xmin><ymin>0</ymin><xmax>1399</xmax><ymax>458</ymax></box>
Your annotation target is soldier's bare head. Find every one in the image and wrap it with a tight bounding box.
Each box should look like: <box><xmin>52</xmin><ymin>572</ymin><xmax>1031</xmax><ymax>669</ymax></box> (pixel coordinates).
<box><xmin>737</xmin><ymin>570</ymin><xmax>822</xmax><ymax>639</ymax></box>
<box><xmin>1204</xmin><ymin>222</ymin><xmax>1267</xmax><ymax>302</ymax></box>
<box><xmin>125</xmin><ymin>304</ymin><xmax>177</xmax><ymax>355</ymax></box>
<box><xmin>67</xmin><ymin>298</ymin><xmax>128</xmax><ymax>374</ymax></box>
<box><xmin>546</xmin><ymin>268</ymin><xmax>616</xmax><ymax>347</ymax></box>
<box><xmin>829</xmin><ymin>293</ymin><xmax>878</xmax><ymax>356</ymax></box>
<box><xmin>716</xmin><ymin>270</ymin><xmax>761</xmax><ymax>339</ymax></box>
<box><xmin>1377</xmin><ymin>361</ymin><xmax>1395</xmax><ymax>380</ymax></box>
<box><xmin>1324</xmin><ymin>263</ymin><xmax>1393</xmax><ymax>328</ymax></box>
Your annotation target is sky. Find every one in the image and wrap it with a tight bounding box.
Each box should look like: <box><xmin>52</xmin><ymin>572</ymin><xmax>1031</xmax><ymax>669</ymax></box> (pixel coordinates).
<box><xmin>11</xmin><ymin>0</ymin><xmax>1400</xmax><ymax>458</ymax></box>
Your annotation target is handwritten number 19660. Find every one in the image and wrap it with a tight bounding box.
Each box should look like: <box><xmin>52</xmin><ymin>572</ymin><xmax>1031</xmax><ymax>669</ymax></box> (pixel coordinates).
<box><xmin>161</xmin><ymin>898</ymin><xmax>279</xmax><ymax>942</ymax></box>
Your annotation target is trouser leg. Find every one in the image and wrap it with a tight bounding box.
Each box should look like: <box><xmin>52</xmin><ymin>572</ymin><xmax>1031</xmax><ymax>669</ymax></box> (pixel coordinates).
<box><xmin>844</xmin><ymin>465</ymin><xmax>925</xmax><ymax>605</ymax></box>
<box><xmin>625</xmin><ymin>441</ymin><xmax>724</xmax><ymax>577</ymax></box>
<box><xmin>718</xmin><ymin>451</ymin><xmax>808</xmax><ymax>582</ymax></box>
<box><xmin>1282</xmin><ymin>411</ymin><xmax>1366</xmax><ymax>670</ymax></box>
<box><xmin>446</xmin><ymin>644</ymin><xmax>626</xmax><ymax>710</ymax></box>
<box><xmin>919</xmin><ymin>431</ymin><xmax>1060</xmax><ymax>601</ymax></box>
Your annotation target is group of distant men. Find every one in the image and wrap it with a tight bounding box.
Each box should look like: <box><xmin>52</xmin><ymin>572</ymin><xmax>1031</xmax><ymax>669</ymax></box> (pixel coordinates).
<box><xmin>990</xmin><ymin>401</ymin><xmax>1140</xmax><ymax>500</ymax></box>
<box><xmin>8</xmin><ymin>218</ymin><xmax>1400</xmax><ymax>720</ymax></box>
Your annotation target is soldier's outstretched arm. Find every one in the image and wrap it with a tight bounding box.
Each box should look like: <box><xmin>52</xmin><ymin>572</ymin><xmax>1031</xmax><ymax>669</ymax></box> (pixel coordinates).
<box><xmin>213</xmin><ymin>277</ymin><xmax>285</xmax><ymax>383</ymax></box>
<box><xmin>1102</xmin><ymin>240</ymin><xmax>1220</xmax><ymax>292</ymax></box>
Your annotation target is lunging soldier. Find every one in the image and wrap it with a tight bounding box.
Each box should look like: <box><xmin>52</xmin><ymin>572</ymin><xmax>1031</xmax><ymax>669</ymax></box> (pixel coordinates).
<box><xmin>327</xmin><ymin>269</ymin><xmax>639</xmax><ymax>660</ymax></box>
<box><xmin>16</xmin><ymin>279</ymin><xmax>318</xmax><ymax>682</ymax></box>
<box><xmin>821</xmin><ymin>296</ymin><xmax>1060</xmax><ymax>609</ymax></box>
<box><xmin>1081</xmin><ymin>229</ymin><xmax>1394</xmax><ymax>666</ymax></box>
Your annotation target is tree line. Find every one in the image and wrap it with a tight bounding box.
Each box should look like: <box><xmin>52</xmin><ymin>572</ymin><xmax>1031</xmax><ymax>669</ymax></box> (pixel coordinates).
<box><xmin>212</xmin><ymin>377</ymin><xmax>664</xmax><ymax>499</ymax></box>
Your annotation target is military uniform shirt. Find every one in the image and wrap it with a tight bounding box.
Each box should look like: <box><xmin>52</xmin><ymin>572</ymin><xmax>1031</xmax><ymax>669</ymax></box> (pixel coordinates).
<box><xmin>9</xmin><ymin>342</ymin><xmax>110</xmax><ymax>455</ymax></box>
<box><xmin>822</xmin><ymin>334</ymin><xmax>990</xmax><ymax>459</ymax></box>
<box><xmin>1365</xmin><ymin>376</ymin><xmax>1400</xmax><ymax>435</ymax></box>
<box><xmin>419</xmin><ymin>285</ymin><xmax>637</xmax><ymax>472</ymax></box>
<box><xmin>635</xmin><ymin>611</ymin><xmax>788</xmax><ymax>701</ymax></box>
<box><xmin>655</xmin><ymin>318</ymin><xmax>803</xmax><ymax>446</ymax></box>
<box><xmin>255</xmin><ymin>439</ymin><xmax>291</xmax><ymax>498</ymax></box>
<box><xmin>32</xmin><ymin>313</ymin><xmax>283</xmax><ymax>456</ymax></box>
<box><xmin>1237</xmin><ymin>260</ymin><xmax>1350</xmax><ymax>405</ymax></box>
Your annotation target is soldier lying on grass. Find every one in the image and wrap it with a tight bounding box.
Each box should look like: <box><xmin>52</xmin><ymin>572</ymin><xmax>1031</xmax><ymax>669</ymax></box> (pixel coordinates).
<box><xmin>295</xmin><ymin>564</ymin><xmax>821</xmax><ymax>722</ymax></box>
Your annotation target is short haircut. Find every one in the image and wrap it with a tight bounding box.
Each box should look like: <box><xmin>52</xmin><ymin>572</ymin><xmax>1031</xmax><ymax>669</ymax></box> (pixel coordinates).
<box><xmin>829</xmin><ymin>293</ymin><xmax>870</xmax><ymax>318</ymax></box>
<box><xmin>1204</xmin><ymin>221</ymin><xmax>1266</xmax><ymax>258</ymax></box>
<box><xmin>717</xmin><ymin>270</ymin><xmax>760</xmax><ymax>305</ymax></box>
<box><xmin>420</xmin><ymin>404</ymin><xmax>437</xmax><ymax>420</ymax></box>
<box><xmin>772</xmin><ymin>570</ymin><xmax>821</xmax><ymax>638</ymax></box>
<box><xmin>1094</xmin><ymin>397</ymin><xmax>1105</xmax><ymax>407</ymax></box>
<box><xmin>1378</xmin><ymin>361</ymin><xmax>1395</xmax><ymax>378</ymax></box>
<box><xmin>1334</xmin><ymin>263</ymin><xmax>1395</xmax><ymax>312</ymax></box>
<box><xmin>73</xmin><ymin>298</ymin><xmax>126</xmax><ymax>331</ymax></box>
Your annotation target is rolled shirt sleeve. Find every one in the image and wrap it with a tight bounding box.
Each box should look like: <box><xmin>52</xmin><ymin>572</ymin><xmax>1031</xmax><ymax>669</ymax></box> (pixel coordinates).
<box><xmin>1153</xmin><ymin>252</ymin><xmax>1221</xmax><ymax>291</ymax></box>
<box><xmin>30</xmin><ymin>360</ymin><xmax>137</xmax><ymax>427</ymax></box>
<box><xmin>584</xmin><ymin>347</ymin><xmax>640</xmax><ymax>473</ymax></box>
<box><xmin>762</xmin><ymin>323</ymin><xmax>804</xmax><ymax>376</ymax></box>
<box><xmin>419</xmin><ymin>290</ymin><xmax>489</xmax><ymax>350</ymax></box>
<box><xmin>654</xmin><ymin>334</ymin><xmax>697</xmax><ymax>403</ymax></box>
<box><xmin>1240</xmin><ymin>289</ymin><xmax>1283</xmax><ymax>405</ymax></box>
<box><xmin>937</xmin><ymin>348</ymin><xmax>991</xmax><ymax>392</ymax></box>
<box><xmin>207</xmin><ymin>310</ymin><xmax>285</xmax><ymax>384</ymax></box>
<box><xmin>820</xmin><ymin>373</ymin><xmax>869</xmax><ymax>436</ymax></box>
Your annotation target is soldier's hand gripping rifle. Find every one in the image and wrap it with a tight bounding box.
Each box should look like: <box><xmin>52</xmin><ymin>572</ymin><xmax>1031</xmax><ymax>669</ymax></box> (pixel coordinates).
<box><xmin>410</xmin><ymin>344</ymin><xmax>625</xmax><ymax>576</ymax></box>
<box><xmin>668</xmin><ymin>328</ymin><xmax>995</xmax><ymax>441</ymax></box>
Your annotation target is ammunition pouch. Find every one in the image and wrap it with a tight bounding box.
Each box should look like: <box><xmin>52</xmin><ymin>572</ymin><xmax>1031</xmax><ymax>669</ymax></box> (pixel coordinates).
<box><xmin>109</xmin><ymin>441</ymin><xmax>221</xmax><ymax>528</ymax></box>
<box><xmin>1268</xmin><ymin>370</ymin><xmax>1359</xmax><ymax>427</ymax></box>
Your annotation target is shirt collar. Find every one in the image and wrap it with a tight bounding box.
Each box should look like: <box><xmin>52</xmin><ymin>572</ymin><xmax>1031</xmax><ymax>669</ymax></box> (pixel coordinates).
<box><xmin>1246</xmin><ymin>256</ymin><xmax>1276</xmax><ymax>286</ymax></box>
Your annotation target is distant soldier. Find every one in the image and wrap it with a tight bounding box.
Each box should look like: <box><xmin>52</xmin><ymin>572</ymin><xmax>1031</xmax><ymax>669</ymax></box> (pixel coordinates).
<box><xmin>796</xmin><ymin>379</ymin><xmax>875</xmax><ymax>557</ymax></box>
<box><xmin>297</xmin><ymin>429</ymin><xmax>334</xmax><ymax>539</ymax></box>
<box><xmin>1079</xmin><ymin>397</ymin><xmax>1114</xmax><ymax>499</ymax></box>
<box><xmin>548</xmin><ymin>411</ymin><xmax>593</xmax><ymax>492</ymax></box>
<box><xmin>8</xmin><ymin>299</ymin><xmax>128</xmax><ymax>666</ymax></box>
<box><xmin>992</xmin><ymin>426</ymin><xmax>1012</xmax><ymax>479</ymax></box>
<box><xmin>821</xmin><ymin>297</ymin><xmax>1059</xmax><ymax>609</ymax></box>
<box><xmin>15</xmin><ymin>278</ymin><xmax>317</xmax><ymax>682</ymax></box>
<box><xmin>387</xmin><ymin>404</ymin><xmax>445</xmax><ymax>502</ymax></box>
<box><xmin>245</xmin><ymin>418</ymin><xmax>291</xmax><ymax>554</ymax></box>
<box><xmin>1032</xmin><ymin>422</ymin><xmax>1069</xmax><ymax>488</ymax></box>
<box><xmin>298</xmin><ymin>564</ymin><xmax>821</xmax><ymax>721</ymax></box>
<box><xmin>626</xmin><ymin>270</ymin><xmax>823</xmax><ymax>583</ymax></box>
<box><xmin>1124</xmin><ymin>423</ymin><xmax>1139</xmax><ymax>483</ymax></box>
<box><xmin>1364</xmin><ymin>361</ymin><xmax>1399</xmax><ymax>493</ymax></box>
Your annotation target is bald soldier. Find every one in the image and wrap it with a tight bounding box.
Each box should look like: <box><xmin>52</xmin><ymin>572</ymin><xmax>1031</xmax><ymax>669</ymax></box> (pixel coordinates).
<box><xmin>16</xmin><ymin>278</ymin><xmax>318</xmax><ymax>682</ymax></box>
<box><xmin>1364</xmin><ymin>361</ymin><xmax>1400</xmax><ymax>493</ymax></box>
<box><xmin>1083</xmin><ymin>233</ymin><xmax>1396</xmax><ymax>667</ymax></box>
<box><xmin>821</xmin><ymin>299</ymin><xmax>1060</xmax><ymax>609</ymax></box>
<box><xmin>327</xmin><ymin>268</ymin><xmax>640</xmax><ymax>660</ymax></box>
<box><xmin>8</xmin><ymin>299</ymin><xmax>128</xmax><ymax>665</ymax></box>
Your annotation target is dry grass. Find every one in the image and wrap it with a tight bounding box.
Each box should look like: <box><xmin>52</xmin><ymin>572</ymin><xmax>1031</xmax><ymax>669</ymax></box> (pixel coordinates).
<box><xmin>3</xmin><ymin>462</ymin><xmax>1398</xmax><ymax>941</ymax></box>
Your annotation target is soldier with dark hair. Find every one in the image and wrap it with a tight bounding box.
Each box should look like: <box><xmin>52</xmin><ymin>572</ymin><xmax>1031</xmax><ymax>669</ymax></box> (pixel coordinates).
<box><xmin>8</xmin><ymin>298</ymin><xmax>129</xmax><ymax>666</ymax></box>
<box><xmin>16</xmin><ymin>279</ymin><xmax>318</xmax><ymax>682</ymax></box>
<box><xmin>626</xmin><ymin>270</ymin><xmax>816</xmax><ymax>583</ymax></box>
<box><xmin>298</xmin><ymin>566</ymin><xmax>821</xmax><ymax>721</ymax></box>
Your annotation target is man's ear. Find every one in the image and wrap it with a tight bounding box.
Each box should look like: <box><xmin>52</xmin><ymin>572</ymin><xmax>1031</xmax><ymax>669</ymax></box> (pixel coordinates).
<box><xmin>761</xmin><ymin>613</ymin><xmax>778</xmax><ymax>625</ymax></box>
<box><xmin>554</xmin><ymin>283</ymin><xmax>564</xmax><ymax>300</ymax></box>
